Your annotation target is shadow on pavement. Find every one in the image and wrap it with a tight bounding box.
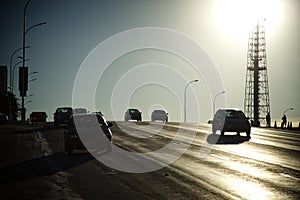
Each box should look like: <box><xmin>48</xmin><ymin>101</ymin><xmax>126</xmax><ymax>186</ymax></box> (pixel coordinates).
<box><xmin>0</xmin><ymin>151</ymin><xmax>94</xmax><ymax>185</ymax></box>
<box><xmin>11</xmin><ymin>125</ymin><xmax>61</xmax><ymax>134</ymax></box>
<box><xmin>206</xmin><ymin>134</ymin><xmax>251</xmax><ymax>145</ymax></box>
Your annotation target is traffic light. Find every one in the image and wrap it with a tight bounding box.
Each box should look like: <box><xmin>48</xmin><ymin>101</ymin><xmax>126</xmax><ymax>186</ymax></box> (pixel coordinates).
<box><xmin>19</xmin><ymin>67</ymin><xmax>28</xmax><ymax>96</ymax></box>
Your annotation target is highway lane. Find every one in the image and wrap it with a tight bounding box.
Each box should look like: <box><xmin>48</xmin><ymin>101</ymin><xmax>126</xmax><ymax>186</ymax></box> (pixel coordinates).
<box><xmin>110</xmin><ymin>122</ymin><xmax>300</xmax><ymax>199</ymax></box>
<box><xmin>14</xmin><ymin>122</ymin><xmax>299</xmax><ymax>199</ymax></box>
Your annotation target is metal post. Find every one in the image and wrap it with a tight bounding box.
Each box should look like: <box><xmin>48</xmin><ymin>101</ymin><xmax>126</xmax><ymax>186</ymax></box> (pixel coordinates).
<box><xmin>213</xmin><ymin>91</ymin><xmax>225</xmax><ymax>115</ymax></box>
<box><xmin>21</xmin><ymin>0</ymin><xmax>32</xmax><ymax>121</ymax></box>
<box><xmin>20</xmin><ymin>0</ymin><xmax>46</xmax><ymax>121</ymax></box>
<box><xmin>184</xmin><ymin>79</ymin><xmax>198</xmax><ymax>123</ymax></box>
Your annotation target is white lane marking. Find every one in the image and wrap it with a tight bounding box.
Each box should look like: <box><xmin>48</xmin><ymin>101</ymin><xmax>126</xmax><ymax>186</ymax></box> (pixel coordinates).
<box><xmin>279</xmin><ymin>173</ymin><xmax>300</xmax><ymax>181</ymax></box>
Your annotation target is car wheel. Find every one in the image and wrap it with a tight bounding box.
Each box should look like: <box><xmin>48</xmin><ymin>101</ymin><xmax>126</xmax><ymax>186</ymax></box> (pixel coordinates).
<box><xmin>246</xmin><ymin>130</ymin><xmax>251</xmax><ymax>137</ymax></box>
<box><xmin>166</xmin><ymin>118</ymin><xmax>168</xmax><ymax>123</ymax></box>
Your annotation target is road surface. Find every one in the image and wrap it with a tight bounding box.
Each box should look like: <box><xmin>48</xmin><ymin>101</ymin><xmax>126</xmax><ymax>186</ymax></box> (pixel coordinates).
<box><xmin>0</xmin><ymin>122</ymin><xmax>299</xmax><ymax>199</ymax></box>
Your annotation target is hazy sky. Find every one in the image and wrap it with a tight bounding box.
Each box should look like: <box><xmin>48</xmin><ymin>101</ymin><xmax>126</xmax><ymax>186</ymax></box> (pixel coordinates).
<box><xmin>0</xmin><ymin>0</ymin><xmax>299</xmax><ymax>123</ymax></box>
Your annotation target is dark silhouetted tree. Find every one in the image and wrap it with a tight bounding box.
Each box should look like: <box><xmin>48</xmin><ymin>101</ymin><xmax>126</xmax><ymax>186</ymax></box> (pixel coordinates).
<box><xmin>0</xmin><ymin>92</ymin><xmax>19</xmax><ymax>120</ymax></box>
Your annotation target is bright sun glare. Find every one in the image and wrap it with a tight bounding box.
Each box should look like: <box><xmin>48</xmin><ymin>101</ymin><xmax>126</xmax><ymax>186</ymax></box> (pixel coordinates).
<box><xmin>215</xmin><ymin>0</ymin><xmax>282</xmax><ymax>43</ymax></box>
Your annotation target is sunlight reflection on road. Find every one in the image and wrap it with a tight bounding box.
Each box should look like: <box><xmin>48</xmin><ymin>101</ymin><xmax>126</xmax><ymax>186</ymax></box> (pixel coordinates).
<box><xmin>225</xmin><ymin>178</ymin><xmax>275</xmax><ymax>200</ymax></box>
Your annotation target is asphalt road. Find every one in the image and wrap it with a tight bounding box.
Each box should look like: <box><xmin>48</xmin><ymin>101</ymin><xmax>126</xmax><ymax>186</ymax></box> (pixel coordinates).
<box><xmin>0</xmin><ymin>122</ymin><xmax>299</xmax><ymax>199</ymax></box>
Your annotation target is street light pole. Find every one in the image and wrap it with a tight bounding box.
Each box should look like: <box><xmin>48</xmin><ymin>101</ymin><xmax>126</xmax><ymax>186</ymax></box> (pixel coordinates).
<box><xmin>21</xmin><ymin>0</ymin><xmax>46</xmax><ymax>121</ymax></box>
<box><xmin>21</xmin><ymin>0</ymin><xmax>32</xmax><ymax>121</ymax></box>
<box><xmin>213</xmin><ymin>91</ymin><xmax>226</xmax><ymax>115</ymax></box>
<box><xmin>184</xmin><ymin>79</ymin><xmax>198</xmax><ymax>123</ymax></box>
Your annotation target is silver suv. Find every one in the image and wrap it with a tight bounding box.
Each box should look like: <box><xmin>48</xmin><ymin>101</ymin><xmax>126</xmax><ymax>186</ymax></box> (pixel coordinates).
<box><xmin>151</xmin><ymin>110</ymin><xmax>168</xmax><ymax>122</ymax></box>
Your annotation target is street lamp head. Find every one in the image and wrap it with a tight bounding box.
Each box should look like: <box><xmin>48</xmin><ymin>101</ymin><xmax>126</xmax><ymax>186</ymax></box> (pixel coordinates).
<box><xmin>24</xmin><ymin>100</ymin><xmax>32</xmax><ymax>105</ymax></box>
<box><xmin>283</xmin><ymin>107</ymin><xmax>294</xmax><ymax>115</ymax></box>
<box><xmin>38</xmin><ymin>22</ymin><xmax>47</xmax><ymax>26</ymax></box>
<box><xmin>28</xmin><ymin>78</ymin><xmax>37</xmax><ymax>82</ymax></box>
<box><xmin>193</xmin><ymin>79</ymin><xmax>198</xmax><ymax>82</ymax></box>
<box><xmin>29</xmin><ymin>71</ymin><xmax>39</xmax><ymax>75</ymax></box>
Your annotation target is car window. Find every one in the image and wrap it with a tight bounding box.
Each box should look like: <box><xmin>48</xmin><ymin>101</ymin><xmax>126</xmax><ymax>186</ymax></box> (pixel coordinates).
<box><xmin>72</xmin><ymin>115</ymin><xmax>105</xmax><ymax>127</ymax></box>
<box><xmin>215</xmin><ymin>110</ymin><xmax>246</xmax><ymax>120</ymax></box>
<box><xmin>129</xmin><ymin>109</ymin><xmax>138</xmax><ymax>113</ymax></box>
<box><xmin>154</xmin><ymin>110</ymin><xmax>165</xmax><ymax>114</ymax></box>
<box><xmin>215</xmin><ymin>110</ymin><xmax>225</xmax><ymax>119</ymax></box>
<box><xmin>235</xmin><ymin>111</ymin><xmax>246</xmax><ymax>119</ymax></box>
<box><xmin>74</xmin><ymin>108</ymin><xmax>87</xmax><ymax>114</ymax></box>
<box><xmin>57</xmin><ymin>108</ymin><xmax>72</xmax><ymax>113</ymax></box>
<box><xmin>225</xmin><ymin>110</ymin><xmax>246</xmax><ymax>119</ymax></box>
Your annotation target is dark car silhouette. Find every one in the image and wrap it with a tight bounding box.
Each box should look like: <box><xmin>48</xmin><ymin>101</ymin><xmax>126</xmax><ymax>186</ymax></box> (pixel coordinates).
<box><xmin>54</xmin><ymin>107</ymin><xmax>73</xmax><ymax>126</ymax></box>
<box><xmin>124</xmin><ymin>108</ymin><xmax>142</xmax><ymax>121</ymax></box>
<box><xmin>30</xmin><ymin>111</ymin><xmax>47</xmax><ymax>122</ymax></box>
<box><xmin>64</xmin><ymin>113</ymin><xmax>113</xmax><ymax>154</ymax></box>
<box><xmin>210</xmin><ymin>108</ymin><xmax>251</xmax><ymax>137</ymax></box>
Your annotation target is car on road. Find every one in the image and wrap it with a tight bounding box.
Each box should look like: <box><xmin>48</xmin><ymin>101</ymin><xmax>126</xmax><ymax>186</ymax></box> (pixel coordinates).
<box><xmin>210</xmin><ymin>108</ymin><xmax>251</xmax><ymax>137</ymax></box>
<box><xmin>54</xmin><ymin>107</ymin><xmax>73</xmax><ymax>126</ymax></box>
<box><xmin>73</xmin><ymin>108</ymin><xmax>88</xmax><ymax>114</ymax></box>
<box><xmin>64</xmin><ymin>113</ymin><xmax>113</xmax><ymax>154</ymax></box>
<box><xmin>30</xmin><ymin>111</ymin><xmax>47</xmax><ymax>122</ymax></box>
<box><xmin>0</xmin><ymin>113</ymin><xmax>8</xmax><ymax>125</ymax></box>
<box><xmin>151</xmin><ymin>110</ymin><xmax>168</xmax><ymax>122</ymax></box>
<box><xmin>124</xmin><ymin>108</ymin><xmax>142</xmax><ymax>121</ymax></box>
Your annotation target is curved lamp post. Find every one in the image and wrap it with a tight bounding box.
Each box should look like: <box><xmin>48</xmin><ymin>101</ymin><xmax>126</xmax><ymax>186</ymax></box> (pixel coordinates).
<box><xmin>184</xmin><ymin>79</ymin><xmax>198</xmax><ymax>123</ymax></box>
<box><xmin>21</xmin><ymin>0</ymin><xmax>47</xmax><ymax>121</ymax></box>
<box><xmin>213</xmin><ymin>91</ymin><xmax>226</xmax><ymax>115</ymax></box>
<box><xmin>283</xmin><ymin>107</ymin><xmax>294</xmax><ymax>115</ymax></box>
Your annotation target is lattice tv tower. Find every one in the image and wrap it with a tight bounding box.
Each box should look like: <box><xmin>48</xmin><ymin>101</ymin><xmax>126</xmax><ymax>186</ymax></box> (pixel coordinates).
<box><xmin>244</xmin><ymin>19</ymin><xmax>270</xmax><ymax>127</ymax></box>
